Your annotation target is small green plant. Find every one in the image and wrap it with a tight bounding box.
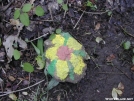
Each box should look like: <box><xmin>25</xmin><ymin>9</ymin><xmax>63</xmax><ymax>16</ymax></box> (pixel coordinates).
<box><xmin>22</xmin><ymin>62</ymin><xmax>34</xmax><ymax>73</ymax></box>
<box><xmin>85</xmin><ymin>0</ymin><xmax>97</xmax><ymax>10</ymax></box>
<box><xmin>13</xmin><ymin>49</ymin><xmax>21</xmax><ymax>60</ymax></box>
<box><xmin>56</xmin><ymin>28</ymin><xmax>62</xmax><ymax>34</ymax></box>
<box><xmin>123</xmin><ymin>41</ymin><xmax>131</xmax><ymax>50</ymax></box>
<box><xmin>122</xmin><ymin>41</ymin><xmax>134</xmax><ymax>65</ymax></box>
<box><xmin>57</xmin><ymin>0</ymin><xmax>68</xmax><ymax>11</ymax></box>
<box><xmin>14</xmin><ymin>3</ymin><xmax>44</xmax><ymax>26</ymax></box>
<box><xmin>30</xmin><ymin>38</ymin><xmax>45</xmax><ymax>70</ymax></box>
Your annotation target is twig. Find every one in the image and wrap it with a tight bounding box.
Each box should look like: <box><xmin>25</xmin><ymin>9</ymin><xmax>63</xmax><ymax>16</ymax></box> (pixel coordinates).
<box><xmin>29</xmin><ymin>33</ymin><xmax>49</xmax><ymax>42</ymax></box>
<box><xmin>49</xmin><ymin>8</ymin><xmax>54</xmax><ymax>22</ymax></box>
<box><xmin>111</xmin><ymin>64</ymin><xmax>131</xmax><ymax>80</ymax></box>
<box><xmin>0</xmin><ymin>0</ymin><xmax>15</xmax><ymax>12</ymax></box>
<box><xmin>63</xmin><ymin>0</ymin><xmax>68</xmax><ymax>18</ymax></box>
<box><xmin>120</xmin><ymin>26</ymin><xmax>134</xmax><ymax>38</ymax></box>
<box><xmin>74</xmin><ymin>6</ymin><xmax>116</xmax><ymax>15</ymax></box>
<box><xmin>97</xmin><ymin>72</ymin><xmax>124</xmax><ymax>74</ymax></box>
<box><xmin>73</xmin><ymin>11</ymin><xmax>85</xmax><ymax>29</ymax></box>
<box><xmin>20</xmin><ymin>0</ymin><xmax>27</xmax><ymax>9</ymax></box>
<box><xmin>0</xmin><ymin>79</ymin><xmax>45</xmax><ymax>97</ymax></box>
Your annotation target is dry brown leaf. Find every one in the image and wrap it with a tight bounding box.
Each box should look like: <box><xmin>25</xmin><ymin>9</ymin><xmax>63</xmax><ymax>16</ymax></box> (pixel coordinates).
<box><xmin>3</xmin><ymin>35</ymin><xmax>27</xmax><ymax>62</ymax></box>
<box><xmin>131</xmin><ymin>66</ymin><xmax>134</xmax><ymax>71</ymax></box>
<box><xmin>95</xmin><ymin>23</ymin><xmax>100</xmax><ymax>30</ymax></box>
<box><xmin>9</xmin><ymin>93</ymin><xmax>17</xmax><ymax>101</ymax></box>
<box><xmin>106</xmin><ymin>54</ymin><xmax>115</xmax><ymax>62</ymax></box>
<box><xmin>118</xmin><ymin>82</ymin><xmax>124</xmax><ymax>90</ymax></box>
<box><xmin>8</xmin><ymin>75</ymin><xmax>16</xmax><ymax>81</ymax></box>
<box><xmin>30</xmin><ymin>0</ymin><xmax>35</xmax><ymax>4</ymax></box>
<box><xmin>10</xmin><ymin>19</ymin><xmax>20</xmax><ymax>26</ymax></box>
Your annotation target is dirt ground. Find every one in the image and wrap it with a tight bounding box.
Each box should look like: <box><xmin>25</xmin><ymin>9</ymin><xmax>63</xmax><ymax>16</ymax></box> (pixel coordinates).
<box><xmin>0</xmin><ymin>0</ymin><xmax>134</xmax><ymax>101</ymax></box>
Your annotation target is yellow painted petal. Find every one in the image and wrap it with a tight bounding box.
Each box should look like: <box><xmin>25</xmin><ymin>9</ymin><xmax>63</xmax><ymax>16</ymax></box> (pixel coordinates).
<box><xmin>56</xmin><ymin>60</ymin><xmax>69</xmax><ymax>80</ymax></box>
<box><xmin>52</xmin><ymin>35</ymin><xmax>65</xmax><ymax>47</ymax></box>
<box><xmin>45</xmin><ymin>46</ymin><xmax>58</xmax><ymax>60</ymax></box>
<box><xmin>70</xmin><ymin>53</ymin><xmax>85</xmax><ymax>75</ymax></box>
<box><xmin>67</xmin><ymin>37</ymin><xmax>82</xmax><ymax>50</ymax></box>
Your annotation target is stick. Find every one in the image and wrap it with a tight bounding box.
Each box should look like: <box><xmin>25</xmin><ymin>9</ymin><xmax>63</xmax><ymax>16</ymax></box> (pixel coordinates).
<box><xmin>73</xmin><ymin>11</ymin><xmax>85</xmax><ymax>29</ymax></box>
<box><xmin>63</xmin><ymin>0</ymin><xmax>68</xmax><ymax>18</ymax></box>
<box><xmin>97</xmin><ymin>72</ymin><xmax>124</xmax><ymax>74</ymax></box>
<box><xmin>73</xmin><ymin>6</ymin><xmax>116</xmax><ymax>15</ymax></box>
<box><xmin>120</xmin><ymin>26</ymin><xmax>134</xmax><ymax>38</ymax></box>
<box><xmin>111</xmin><ymin>64</ymin><xmax>131</xmax><ymax>80</ymax></box>
<box><xmin>29</xmin><ymin>33</ymin><xmax>49</xmax><ymax>42</ymax></box>
<box><xmin>0</xmin><ymin>79</ymin><xmax>45</xmax><ymax>97</ymax></box>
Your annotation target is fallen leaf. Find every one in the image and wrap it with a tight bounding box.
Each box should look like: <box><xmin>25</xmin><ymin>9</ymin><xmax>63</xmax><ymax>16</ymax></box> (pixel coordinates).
<box><xmin>95</xmin><ymin>37</ymin><xmax>103</xmax><ymax>43</ymax></box>
<box><xmin>118</xmin><ymin>82</ymin><xmax>124</xmax><ymax>90</ymax></box>
<box><xmin>48</xmin><ymin>2</ymin><xmax>59</xmax><ymax>11</ymax></box>
<box><xmin>9</xmin><ymin>93</ymin><xmax>17</xmax><ymax>101</ymax></box>
<box><xmin>95</xmin><ymin>23</ymin><xmax>100</xmax><ymax>30</ymax></box>
<box><xmin>106</xmin><ymin>54</ymin><xmax>115</xmax><ymax>62</ymax></box>
<box><xmin>30</xmin><ymin>0</ymin><xmax>35</xmax><ymax>4</ymax></box>
<box><xmin>131</xmin><ymin>66</ymin><xmax>134</xmax><ymax>71</ymax></box>
<box><xmin>12</xmin><ymin>85</ymin><xmax>19</xmax><ymax>91</ymax></box>
<box><xmin>112</xmin><ymin>88</ymin><xmax>118</xmax><ymax>99</ymax></box>
<box><xmin>57</xmin><ymin>94</ymin><xmax>61</xmax><ymax>101</ymax></box>
<box><xmin>8</xmin><ymin>75</ymin><xmax>16</xmax><ymax>81</ymax></box>
<box><xmin>22</xmin><ymin>80</ymin><xmax>30</xmax><ymax>86</ymax></box>
<box><xmin>3</xmin><ymin>35</ymin><xmax>27</xmax><ymax>62</ymax></box>
<box><xmin>22</xmin><ymin>91</ymin><xmax>28</xmax><ymax>95</ymax></box>
<box><xmin>115</xmin><ymin>88</ymin><xmax>123</xmax><ymax>96</ymax></box>
<box><xmin>10</xmin><ymin>19</ymin><xmax>20</xmax><ymax>26</ymax></box>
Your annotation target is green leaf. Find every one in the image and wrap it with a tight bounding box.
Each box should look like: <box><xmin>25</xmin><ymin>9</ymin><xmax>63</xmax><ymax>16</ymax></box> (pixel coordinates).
<box><xmin>20</xmin><ymin>13</ymin><xmax>30</xmax><ymax>26</ymax></box>
<box><xmin>132</xmin><ymin>56</ymin><xmax>134</xmax><ymax>64</ymax></box>
<box><xmin>35</xmin><ymin>55</ymin><xmax>45</xmax><ymax>69</ymax></box>
<box><xmin>13</xmin><ymin>49</ymin><xmax>20</xmax><ymax>60</ymax></box>
<box><xmin>56</xmin><ymin>28</ymin><xmax>61</xmax><ymax>34</ymax></box>
<box><xmin>86</xmin><ymin>0</ymin><xmax>93</xmax><ymax>7</ymax></box>
<box><xmin>123</xmin><ymin>41</ymin><xmax>131</xmax><ymax>50</ymax></box>
<box><xmin>57</xmin><ymin>0</ymin><xmax>63</xmax><ymax>4</ymax></box>
<box><xmin>37</xmin><ymin>38</ymin><xmax>44</xmax><ymax>55</ymax></box>
<box><xmin>49</xmin><ymin>34</ymin><xmax>56</xmax><ymax>40</ymax></box>
<box><xmin>62</xmin><ymin>4</ymin><xmax>68</xmax><ymax>11</ymax></box>
<box><xmin>35</xmin><ymin>6</ymin><xmax>44</xmax><ymax>16</ymax></box>
<box><xmin>108</xmin><ymin>11</ymin><xmax>112</xmax><ymax>16</ymax></box>
<box><xmin>22</xmin><ymin>3</ymin><xmax>32</xmax><ymax>12</ymax></box>
<box><xmin>46</xmin><ymin>78</ymin><xmax>59</xmax><ymax>90</ymax></box>
<box><xmin>14</xmin><ymin>9</ymin><xmax>20</xmax><ymax>19</ymax></box>
<box><xmin>31</xmin><ymin>42</ymin><xmax>40</xmax><ymax>55</ymax></box>
<box><xmin>22</xmin><ymin>62</ymin><xmax>34</xmax><ymax>73</ymax></box>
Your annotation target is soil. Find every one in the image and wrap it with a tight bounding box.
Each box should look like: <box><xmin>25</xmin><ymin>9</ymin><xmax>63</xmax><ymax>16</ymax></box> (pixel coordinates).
<box><xmin>0</xmin><ymin>0</ymin><xmax>134</xmax><ymax>101</ymax></box>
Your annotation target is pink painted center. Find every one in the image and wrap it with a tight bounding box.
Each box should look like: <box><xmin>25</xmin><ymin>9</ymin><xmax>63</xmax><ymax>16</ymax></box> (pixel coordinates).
<box><xmin>57</xmin><ymin>46</ymin><xmax>73</xmax><ymax>60</ymax></box>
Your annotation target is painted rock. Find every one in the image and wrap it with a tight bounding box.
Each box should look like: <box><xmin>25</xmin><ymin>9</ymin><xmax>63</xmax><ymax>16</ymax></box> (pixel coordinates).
<box><xmin>44</xmin><ymin>32</ymin><xmax>90</xmax><ymax>83</ymax></box>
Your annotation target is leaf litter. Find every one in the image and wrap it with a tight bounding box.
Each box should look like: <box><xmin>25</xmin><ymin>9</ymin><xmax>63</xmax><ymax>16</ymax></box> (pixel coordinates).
<box><xmin>112</xmin><ymin>82</ymin><xmax>124</xmax><ymax>99</ymax></box>
<box><xmin>3</xmin><ymin>35</ymin><xmax>27</xmax><ymax>62</ymax></box>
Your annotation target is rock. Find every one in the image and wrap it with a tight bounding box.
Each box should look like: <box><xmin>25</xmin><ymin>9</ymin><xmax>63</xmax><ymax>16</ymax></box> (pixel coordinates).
<box><xmin>44</xmin><ymin>32</ymin><xmax>90</xmax><ymax>83</ymax></box>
